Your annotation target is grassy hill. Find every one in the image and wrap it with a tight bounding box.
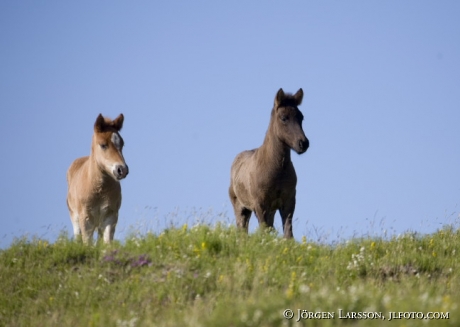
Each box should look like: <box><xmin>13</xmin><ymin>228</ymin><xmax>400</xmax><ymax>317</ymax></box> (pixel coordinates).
<box><xmin>0</xmin><ymin>223</ymin><xmax>458</xmax><ymax>326</ymax></box>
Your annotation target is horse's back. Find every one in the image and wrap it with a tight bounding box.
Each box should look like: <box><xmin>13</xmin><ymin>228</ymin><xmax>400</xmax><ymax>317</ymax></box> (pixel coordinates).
<box><xmin>230</xmin><ymin>149</ymin><xmax>256</xmax><ymax>178</ymax></box>
<box><xmin>67</xmin><ymin>156</ymin><xmax>89</xmax><ymax>185</ymax></box>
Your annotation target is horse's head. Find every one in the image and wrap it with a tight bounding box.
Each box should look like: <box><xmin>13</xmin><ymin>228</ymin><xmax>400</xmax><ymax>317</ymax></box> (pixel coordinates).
<box><xmin>273</xmin><ymin>88</ymin><xmax>309</xmax><ymax>154</ymax></box>
<box><xmin>92</xmin><ymin>114</ymin><xmax>129</xmax><ymax>181</ymax></box>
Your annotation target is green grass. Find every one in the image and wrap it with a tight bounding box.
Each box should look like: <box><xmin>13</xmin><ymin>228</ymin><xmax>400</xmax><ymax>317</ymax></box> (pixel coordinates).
<box><xmin>0</xmin><ymin>223</ymin><xmax>459</xmax><ymax>326</ymax></box>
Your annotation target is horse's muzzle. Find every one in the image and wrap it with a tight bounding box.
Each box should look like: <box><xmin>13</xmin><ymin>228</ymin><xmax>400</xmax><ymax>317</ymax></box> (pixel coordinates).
<box><xmin>114</xmin><ymin>164</ymin><xmax>129</xmax><ymax>180</ymax></box>
<box><xmin>297</xmin><ymin>138</ymin><xmax>309</xmax><ymax>154</ymax></box>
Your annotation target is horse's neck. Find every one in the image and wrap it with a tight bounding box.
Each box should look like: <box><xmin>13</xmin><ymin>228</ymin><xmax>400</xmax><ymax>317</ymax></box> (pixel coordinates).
<box><xmin>257</xmin><ymin>128</ymin><xmax>291</xmax><ymax>170</ymax></box>
<box><xmin>87</xmin><ymin>153</ymin><xmax>115</xmax><ymax>191</ymax></box>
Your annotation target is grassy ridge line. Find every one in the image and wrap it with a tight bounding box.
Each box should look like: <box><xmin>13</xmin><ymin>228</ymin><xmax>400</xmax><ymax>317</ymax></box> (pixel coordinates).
<box><xmin>0</xmin><ymin>224</ymin><xmax>458</xmax><ymax>327</ymax></box>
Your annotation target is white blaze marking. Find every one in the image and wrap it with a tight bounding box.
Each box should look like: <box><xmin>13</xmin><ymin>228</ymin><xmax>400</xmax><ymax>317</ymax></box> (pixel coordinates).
<box><xmin>111</xmin><ymin>133</ymin><xmax>122</xmax><ymax>150</ymax></box>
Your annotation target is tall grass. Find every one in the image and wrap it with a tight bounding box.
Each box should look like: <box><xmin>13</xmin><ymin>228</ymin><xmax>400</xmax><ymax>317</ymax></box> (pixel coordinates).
<box><xmin>0</xmin><ymin>223</ymin><xmax>458</xmax><ymax>326</ymax></box>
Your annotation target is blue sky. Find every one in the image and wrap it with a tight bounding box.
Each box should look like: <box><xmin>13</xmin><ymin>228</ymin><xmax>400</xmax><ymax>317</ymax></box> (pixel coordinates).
<box><xmin>1</xmin><ymin>1</ymin><xmax>459</xmax><ymax>247</ymax></box>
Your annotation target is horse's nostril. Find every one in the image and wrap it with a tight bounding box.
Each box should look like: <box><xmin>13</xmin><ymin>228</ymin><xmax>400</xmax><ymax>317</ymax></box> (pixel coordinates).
<box><xmin>299</xmin><ymin>139</ymin><xmax>309</xmax><ymax>151</ymax></box>
<box><xmin>114</xmin><ymin>165</ymin><xmax>128</xmax><ymax>179</ymax></box>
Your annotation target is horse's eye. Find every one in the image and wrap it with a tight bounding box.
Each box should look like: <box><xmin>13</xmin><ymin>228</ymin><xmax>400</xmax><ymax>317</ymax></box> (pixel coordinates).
<box><xmin>100</xmin><ymin>144</ymin><xmax>108</xmax><ymax>150</ymax></box>
<box><xmin>280</xmin><ymin>115</ymin><xmax>288</xmax><ymax>122</ymax></box>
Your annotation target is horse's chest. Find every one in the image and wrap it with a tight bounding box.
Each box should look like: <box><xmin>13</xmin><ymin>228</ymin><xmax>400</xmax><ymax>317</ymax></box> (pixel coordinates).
<box><xmin>87</xmin><ymin>187</ymin><xmax>120</xmax><ymax>219</ymax></box>
<box><xmin>256</xmin><ymin>168</ymin><xmax>296</xmax><ymax>190</ymax></box>
<box><xmin>271</xmin><ymin>182</ymin><xmax>295</xmax><ymax>204</ymax></box>
<box><xmin>251</xmin><ymin>170</ymin><xmax>296</xmax><ymax>206</ymax></box>
<box><xmin>87</xmin><ymin>200</ymin><xmax>110</xmax><ymax>220</ymax></box>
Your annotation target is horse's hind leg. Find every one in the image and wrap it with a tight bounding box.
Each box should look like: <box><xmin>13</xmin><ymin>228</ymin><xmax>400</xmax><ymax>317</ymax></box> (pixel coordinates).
<box><xmin>236</xmin><ymin>207</ymin><xmax>252</xmax><ymax>232</ymax></box>
<box><xmin>69</xmin><ymin>211</ymin><xmax>81</xmax><ymax>240</ymax></box>
<box><xmin>279</xmin><ymin>198</ymin><xmax>295</xmax><ymax>239</ymax></box>
<box><xmin>229</xmin><ymin>187</ymin><xmax>251</xmax><ymax>232</ymax></box>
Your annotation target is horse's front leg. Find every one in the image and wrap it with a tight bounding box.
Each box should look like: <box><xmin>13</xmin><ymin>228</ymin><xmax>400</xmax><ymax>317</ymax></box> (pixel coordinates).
<box><xmin>79</xmin><ymin>212</ymin><xmax>96</xmax><ymax>245</ymax></box>
<box><xmin>279</xmin><ymin>198</ymin><xmax>295</xmax><ymax>239</ymax></box>
<box><xmin>254</xmin><ymin>204</ymin><xmax>276</xmax><ymax>232</ymax></box>
<box><xmin>265</xmin><ymin>210</ymin><xmax>276</xmax><ymax>229</ymax></box>
<box><xmin>99</xmin><ymin>215</ymin><xmax>118</xmax><ymax>244</ymax></box>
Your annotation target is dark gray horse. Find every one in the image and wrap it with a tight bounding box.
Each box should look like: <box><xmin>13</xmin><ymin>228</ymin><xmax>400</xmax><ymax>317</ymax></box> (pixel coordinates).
<box><xmin>229</xmin><ymin>89</ymin><xmax>309</xmax><ymax>238</ymax></box>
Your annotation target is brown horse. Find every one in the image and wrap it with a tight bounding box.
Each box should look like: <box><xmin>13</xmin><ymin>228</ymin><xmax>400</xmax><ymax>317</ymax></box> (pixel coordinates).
<box><xmin>66</xmin><ymin>114</ymin><xmax>129</xmax><ymax>244</ymax></box>
<box><xmin>229</xmin><ymin>89</ymin><xmax>309</xmax><ymax>238</ymax></box>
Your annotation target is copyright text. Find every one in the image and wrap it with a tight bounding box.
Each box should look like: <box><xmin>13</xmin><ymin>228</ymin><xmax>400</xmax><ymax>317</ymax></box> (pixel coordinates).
<box><xmin>282</xmin><ymin>309</ymin><xmax>449</xmax><ymax>322</ymax></box>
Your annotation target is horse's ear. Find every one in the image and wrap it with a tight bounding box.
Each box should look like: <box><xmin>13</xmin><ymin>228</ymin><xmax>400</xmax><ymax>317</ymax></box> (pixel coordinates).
<box><xmin>275</xmin><ymin>88</ymin><xmax>285</xmax><ymax>107</ymax></box>
<box><xmin>294</xmin><ymin>88</ymin><xmax>303</xmax><ymax>105</ymax></box>
<box><xmin>112</xmin><ymin>114</ymin><xmax>124</xmax><ymax>131</ymax></box>
<box><xmin>94</xmin><ymin>114</ymin><xmax>106</xmax><ymax>132</ymax></box>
